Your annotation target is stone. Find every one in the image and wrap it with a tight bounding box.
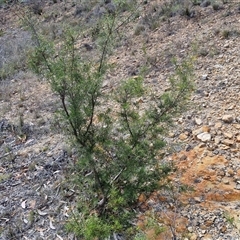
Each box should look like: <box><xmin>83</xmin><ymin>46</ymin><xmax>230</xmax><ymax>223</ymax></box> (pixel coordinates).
<box><xmin>202</xmin><ymin>125</ymin><xmax>210</xmax><ymax>132</ymax></box>
<box><xmin>179</xmin><ymin>133</ymin><xmax>188</xmax><ymax>140</ymax></box>
<box><xmin>214</xmin><ymin>122</ymin><xmax>222</xmax><ymax>129</ymax></box>
<box><xmin>180</xmin><ymin>154</ymin><xmax>187</xmax><ymax>160</ymax></box>
<box><xmin>222</xmin><ymin>178</ymin><xmax>229</xmax><ymax>184</ymax></box>
<box><xmin>220</xmin><ymin>225</ymin><xmax>227</xmax><ymax>233</ymax></box>
<box><xmin>192</xmin><ymin>127</ymin><xmax>203</xmax><ymax>136</ymax></box>
<box><xmin>202</xmin><ymin>74</ymin><xmax>208</xmax><ymax>80</ymax></box>
<box><xmin>194</xmin><ymin>197</ymin><xmax>202</xmax><ymax>203</ymax></box>
<box><xmin>222</xmin><ymin>139</ymin><xmax>234</xmax><ymax>146</ymax></box>
<box><xmin>205</xmin><ymin>219</ymin><xmax>214</xmax><ymax>226</ymax></box>
<box><xmin>217</xmin><ymin>170</ymin><xmax>225</xmax><ymax>177</ymax></box>
<box><xmin>102</xmin><ymin>80</ymin><xmax>110</xmax><ymax>88</ymax></box>
<box><xmin>223</xmin><ymin>132</ymin><xmax>233</xmax><ymax>139</ymax></box>
<box><xmin>222</xmin><ymin>115</ymin><xmax>234</xmax><ymax>123</ymax></box>
<box><xmin>236</xmin><ymin>135</ymin><xmax>240</xmax><ymax>143</ymax></box>
<box><xmin>195</xmin><ymin>117</ymin><xmax>202</xmax><ymax>125</ymax></box>
<box><xmin>235</xmin><ymin>184</ymin><xmax>240</xmax><ymax>190</ymax></box>
<box><xmin>169</xmin><ymin>132</ymin><xmax>175</xmax><ymax>138</ymax></box>
<box><xmin>226</xmin><ymin>168</ymin><xmax>234</xmax><ymax>176</ymax></box>
<box><xmin>214</xmin><ymin>137</ymin><xmax>221</xmax><ymax>144</ymax></box>
<box><xmin>197</xmin><ymin>132</ymin><xmax>211</xmax><ymax>142</ymax></box>
<box><xmin>233</xmin><ymin>124</ymin><xmax>240</xmax><ymax>129</ymax></box>
<box><xmin>202</xmin><ymin>237</ymin><xmax>213</xmax><ymax>240</ymax></box>
<box><xmin>190</xmin><ymin>233</ymin><xmax>198</xmax><ymax>240</ymax></box>
<box><xmin>198</xmin><ymin>143</ymin><xmax>206</xmax><ymax>148</ymax></box>
<box><xmin>178</xmin><ymin>117</ymin><xmax>184</xmax><ymax>124</ymax></box>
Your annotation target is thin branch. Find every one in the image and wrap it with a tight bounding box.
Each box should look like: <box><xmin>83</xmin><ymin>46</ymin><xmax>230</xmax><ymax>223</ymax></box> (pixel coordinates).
<box><xmin>98</xmin><ymin>3</ymin><xmax>140</xmax><ymax>73</ymax></box>
<box><xmin>98</xmin><ymin>15</ymin><xmax>116</xmax><ymax>74</ymax></box>
<box><xmin>84</xmin><ymin>93</ymin><xmax>96</xmax><ymax>138</ymax></box>
<box><xmin>122</xmin><ymin>104</ymin><xmax>134</xmax><ymax>139</ymax></box>
<box><xmin>61</xmin><ymin>94</ymin><xmax>85</xmax><ymax>147</ymax></box>
<box><xmin>110</xmin><ymin>168</ymin><xmax>125</xmax><ymax>185</ymax></box>
<box><xmin>21</xmin><ymin>13</ymin><xmax>53</xmax><ymax>74</ymax></box>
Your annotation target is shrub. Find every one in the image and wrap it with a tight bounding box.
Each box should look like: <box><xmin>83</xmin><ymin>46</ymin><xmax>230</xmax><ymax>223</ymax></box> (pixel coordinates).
<box><xmin>27</xmin><ymin>3</ymin><xmax>194</xmax><ymax>239</ymax></box>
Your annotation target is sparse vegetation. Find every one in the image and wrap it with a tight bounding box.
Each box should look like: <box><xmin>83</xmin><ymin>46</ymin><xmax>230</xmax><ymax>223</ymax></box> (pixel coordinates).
<box><xmin>0</xmin><ymin>30</ymin><xmax>33</xmax><ymax>80</ymax></box>
<box><xmin>212</xmin><ymin>2</ymin><xmax>221</xmax><ymax>10</ymax></box>
<box><xmin>224</xmin><ymin>211</ymin><xmax>235</xmax><ymax>226</ymax></box>
<box><xmin>0</xmin><ymin>173</ymin><xmax>10</xmax><ymax>182</ymax></box>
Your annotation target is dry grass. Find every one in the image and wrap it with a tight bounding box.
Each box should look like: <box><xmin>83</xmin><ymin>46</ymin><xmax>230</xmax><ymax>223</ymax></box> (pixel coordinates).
<box><xmin>0</xmin><ymin>29</ymin><xmax>33</xmax><ymax>80</ymax></box>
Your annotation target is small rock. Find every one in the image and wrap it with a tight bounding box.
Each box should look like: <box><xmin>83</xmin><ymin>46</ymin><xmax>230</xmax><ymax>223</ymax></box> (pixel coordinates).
<box><xmin>214</xmin><ymin>137</ymin><xmax>221</xmax><ymax>144</ymax></box>
<box><xmin>220</xmin><ymin>225</ymin><xmax>227</xmax><ymax>233</ymax></box>
<box><xmin>194</xmin><ymin>197</ymin><xmax>202</xmax><ymax>203</ymax></box>
<box><xmin>223</xmin><ymin>132</ymin><xmax>233</xmax><ymax>139</ymax></box>
<box><xmin>178</xmin><ymin>117</ymin><xmax>184</xmax><ymax>124</ymax></box>
<box><xmin>236</xmin><ymin>135</ymin><xmax>240</xmax><ymax>142</ymax></box>
<box><xmin>220</xmin><ymin>144</ymin><xmax>230</xmax><ymax>150</ymax></box>
<box><xmin>180</xmin><ymin>154</ymin><xmax>187</xmax><ymax>160</ymax></box>
<box><xmin>222</xmin><ymin>139</ymin><xmax>234</xmax><ymax>146</ymax></box>
<box><xmin>202</xmin><ymin>125</ymin><xmax>210</xmax><ymax>132</ymax></box>
<box><xmin>235</xmin><ymin>184</ymin><xmax>240</xmax><ymax>190</ymax></box>
<box><xmin>169</xmin><ymin>132</ymin><xmax>175</xmax><ymax>138</ymax></box>
<box><xmin>224</xmin><ymin>43</ymin><xmax>229</xmax><ymax>48</ymax></box>
<box><xmin>205</xmin><ymin>219</ymin><xmax>214</xmax><ymax>226</ymax></box>
<box><xmin>179</xmin><ymin>133</ymin><xmax>188</xmax><ymax>140</ymax></box>
<box><xmin>202</xmin><ymin>74</ymin><xmax>208</xmax><ymax>80</ymax></box>
<box><xmin>226</xmin><ymin>168</ymin><xmax>234</xmax><ymax>176</ymax></box>
<box><xmin>198</xmin><ymin>142</ymin><xmax>206</xmax><ymax>148</ymax></box>
<box><xmin>195</xmin><ymin>117</ymin><xmax>203</xmax><ymax>125</ymax></box>
<box><xmin>222</xmin><ymin>178</ymin><xmax>229</xmax><ymax>184</ymax></box>
<box><xmin>233</xmin><ymin>124</ymin><xmax>240</xmax><ymax>129</ymax></box>
<box><xmin>213</xmin><ymin>149</ymin><xmax>219</xmax><ymax>154</ymax></box>
<box><xmin>202</xmin><ymin>237</ymin><xmax>213</xmax><ymax>240</ymax></box>
<box><xmin>217</xmin><ymin>170</ymin><xmax>225</xmax><ymax>177</ymax></box>
<box><xmin>190</xmin><ymin>233</ymin><xmax>198</xmax><ymax>240</ymax></box>
<box><xmin>214</xmin><ymin>122</ymin><xmax>222</xmax><ymax>129</ymax></box>
<box><xmin>102</xmin><ymin>80</ymin><xmax>110</xmax><ymax>88</ymax></box>
<box><xmin>197</xmin><ymin>132</ymin><xmax>211</xmax><ymax>142</ymax></box>
<box><xmin>222</xmin><ymin>115</ymin><xmax>234</xmax><ymax>123</ymax></box>
<box><xmin>227</xmin><ymin>104</ymin><xmax>235</xmax><ymax>110</ymax></box>
<box><xmin>185</xmin><ymin>144</ymin><xmax>193</xmax><ymax>151</ymax></box>
<box><xmin>192</xmin><ymin>127</ymin><xmax>203</xmax><ymax>136</ymax></box>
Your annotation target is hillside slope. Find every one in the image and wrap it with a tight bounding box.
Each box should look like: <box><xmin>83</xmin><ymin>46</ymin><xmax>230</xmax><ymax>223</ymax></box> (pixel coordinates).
<box><xmin>0</xmin><ymin>0</ymin><xmax>240</xmax><ymax>239</ymax></box>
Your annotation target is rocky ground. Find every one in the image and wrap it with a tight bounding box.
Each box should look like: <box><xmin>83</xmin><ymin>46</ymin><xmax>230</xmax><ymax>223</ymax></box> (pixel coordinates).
<box><xmin>0</xmin><ymin>0</ymin><xmax>240</xmax><ymax>239</ymax></box>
